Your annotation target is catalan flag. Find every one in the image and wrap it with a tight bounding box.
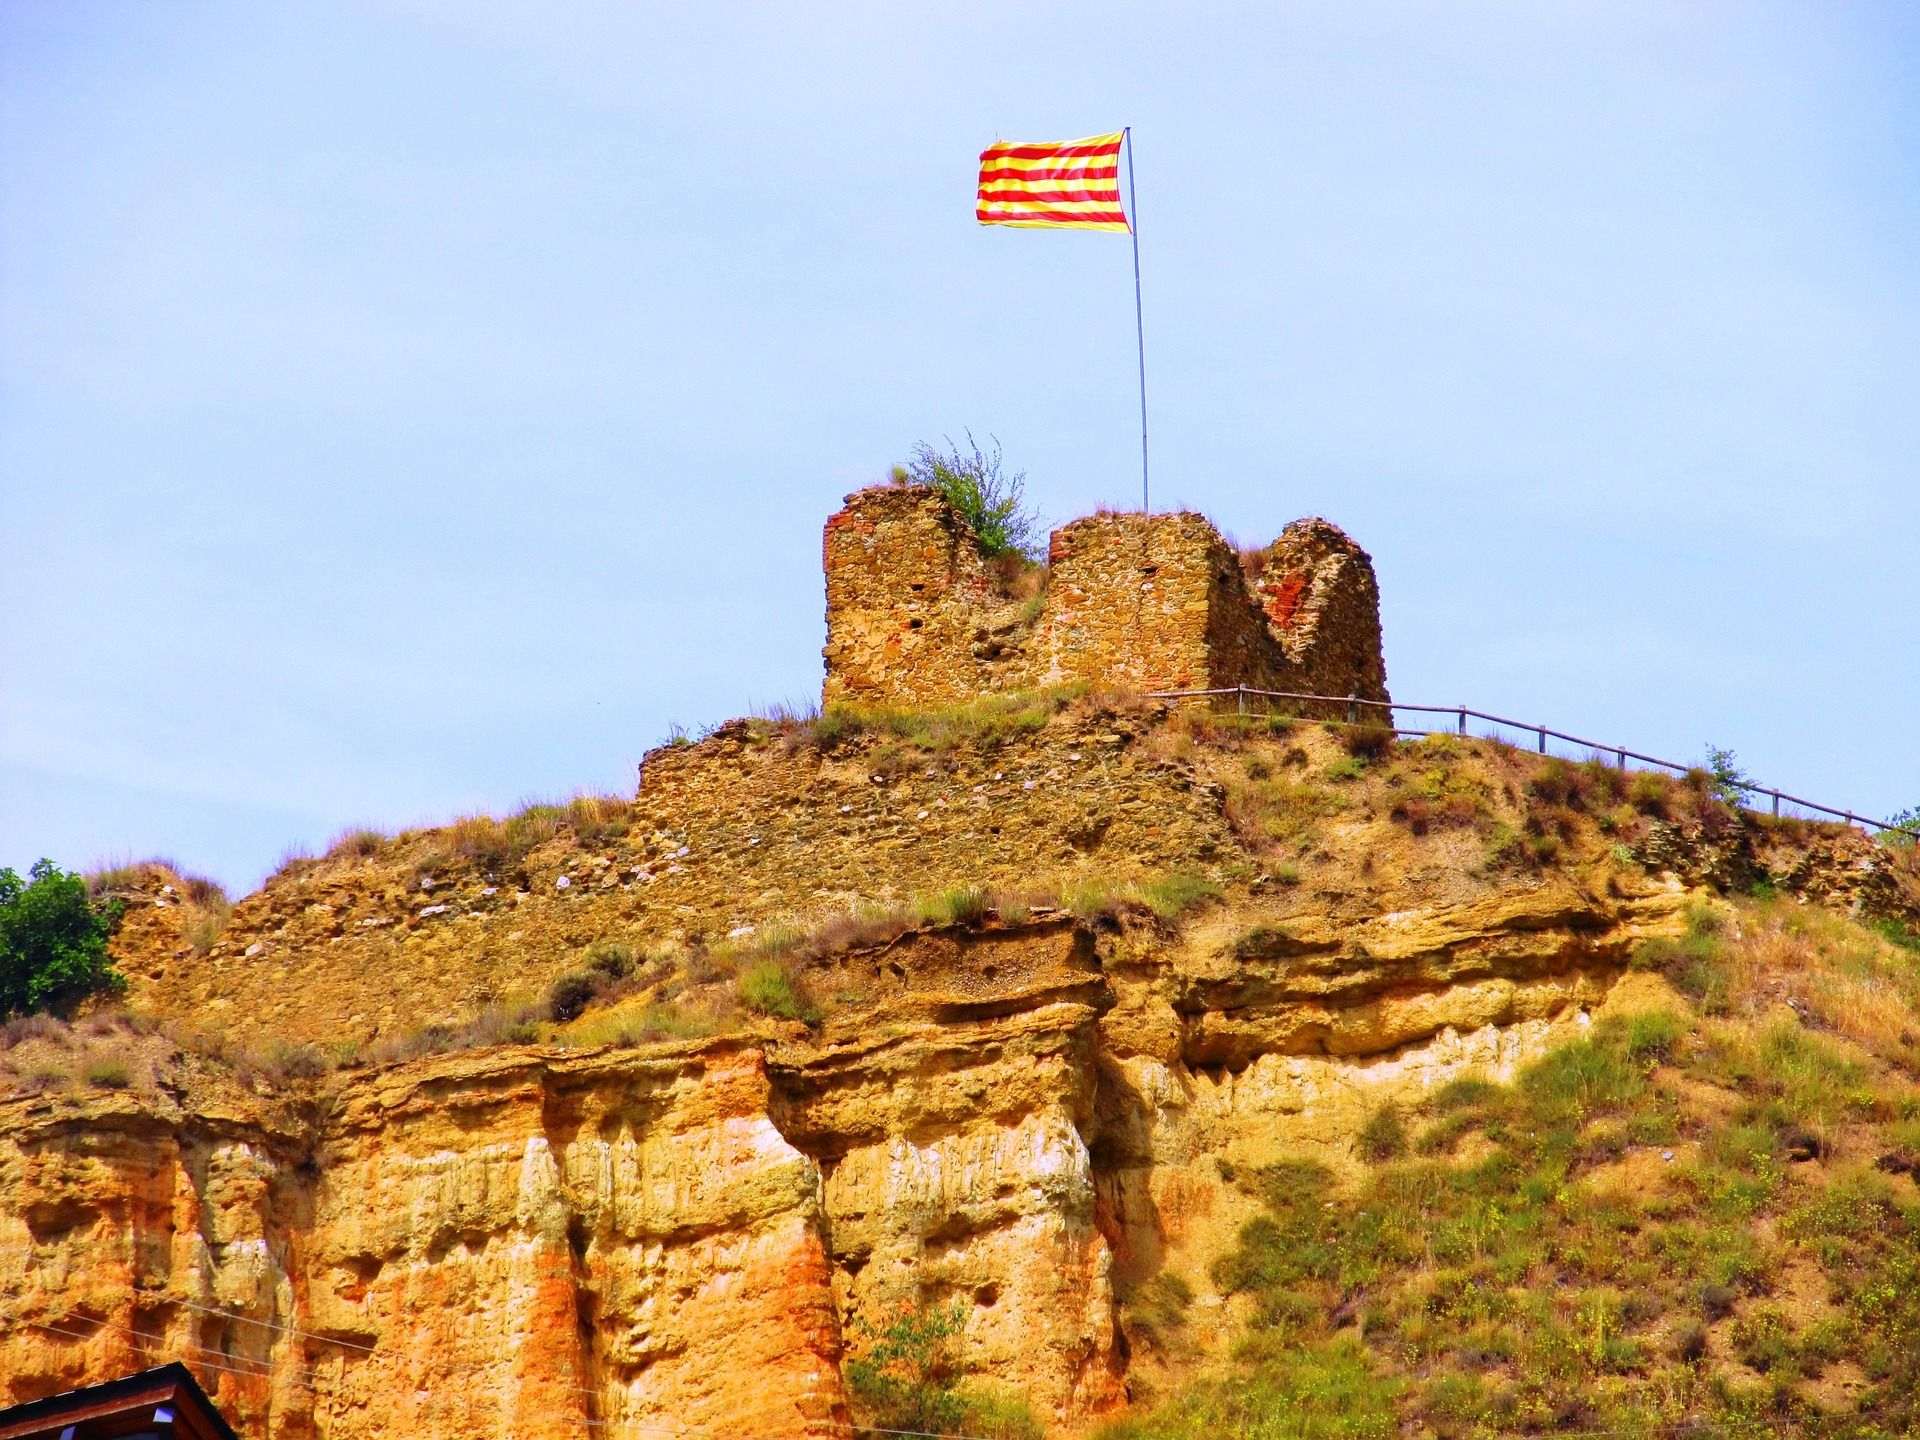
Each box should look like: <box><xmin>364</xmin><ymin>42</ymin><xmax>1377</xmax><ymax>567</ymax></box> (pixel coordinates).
<box><xmin>976</xmin><ymin>131</ymin><xmax>1130</xmax><ymax>232</ymax></box>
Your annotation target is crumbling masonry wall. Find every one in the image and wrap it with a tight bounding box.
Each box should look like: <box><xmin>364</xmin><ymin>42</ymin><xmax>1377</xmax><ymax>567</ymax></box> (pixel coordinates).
<box><xmin>822</xmin><ymin>484</ymin><xmax>1390</xmax><ymax>711</ymax></box>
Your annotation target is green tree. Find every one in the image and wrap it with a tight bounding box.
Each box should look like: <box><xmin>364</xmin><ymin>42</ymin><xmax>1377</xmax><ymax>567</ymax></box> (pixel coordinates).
<box><xmin>845</xmin><ymin>1299</ymin><xmax>970</xmax><ymax>1434</ymax></box>
<box><xmin>900</xmin><ymin>432</ymin><xmax>1040</xmax><ymax>560</ymax></box>
<box><xmin>0</xmin><ymin>859</ymin><xmax>125</xmax><ymax>1017</ymax></box>
<box><xmin>1879</xmin><ymin>806</ymin><xmax>1918</xmax><ymax>849</ymax></box>
<box><xmin>1703</xmin><ymin>743</ymin><xmax>1752</xmax><ymax>808</ymax></box>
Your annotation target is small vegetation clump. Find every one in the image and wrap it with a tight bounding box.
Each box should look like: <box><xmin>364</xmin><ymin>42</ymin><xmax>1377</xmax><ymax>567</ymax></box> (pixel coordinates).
<box><xmin>82</xmin><ymin>1057</ymin><xmax>131</xmax><ymax>1089</ymax></box>
<box><xmin>545</xmin><ymin>970</ymin><xmax>600</xmax><ymax>1023</ymax></box>
<box><xmin>327</xmin><ymin>827</ymin><xmax>386</xmax><ymax>860</ymax></box>
<box><xmin>1122</xmin><ymin>1271</ymin><xmax>1196</xmax><ymax>1357</ymax></box>
<box><xmin>1339</xmin><ymin>721</ymin><xmax>1395</xmax><ymax>762</ymax></box>
<box><xmin>1356</xmin><ymin>1103</ymin><xmax>1407</xmax><ymax>1162</ymax></box>
<box><xmin>416</xmin><ymin>794</ymin><xmax>635</xmax><ymax>877</ymax></box>
<box><xmin>847</xmin><ymin>1298</ymin><xmax>1041</xmax><ymax>1440</ymax></box>
<box><xmin>737</xmin><ymin>959</ymin><xmax>817</xmax><ymax>1022</ymax></box>
<box><xmin>181</xmin><ymin>882</ymin><xmax>234</xmax><ymax>957</ymax></box>
<box><xmin>1880</xmin><ymin>805</ymin><xmax>1920</xmax><ymax>849</ymax></box>
<box><xmin>801</xmin><ymin>687</ymin><xmax>1079</xmax><ymax>754</ymax></box>
<box><xmin>915</xmin><ymin>886</ymin><xmax>992</xmax><ymax>927</ymax></box>
<box><xmin>898</xmin><ymin>431</ymin><xmax>1041</xmax><ymax>561</ymax></box>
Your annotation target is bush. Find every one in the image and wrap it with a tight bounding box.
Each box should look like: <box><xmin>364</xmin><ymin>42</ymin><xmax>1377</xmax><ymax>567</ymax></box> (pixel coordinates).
<box><xmin>0</xmin><ymin>860</ymin><xmax>126</xmax><ymax>1018</ymax></box>
<box><xmin>915</xmin><ymin>887</ymin><xmax>991</xmax><ymax>927</ymax></box>
<box><xmin>900</xmin><ymin>432</ymin><xmax>1040</xmax><ymax>560</ymax></box>
<box><xmin>739</xmin><ymin>960</ymin><xmax>815</xmax><ymax>1022</ymax></box>
<box><xmin>1628</xmin><ymin>772</ymin><xmax>1672</xmax><ymax>817</ymax></box>
<box><xmin>1341</xmin><ymin>722</ymin><xmax>1394</xmax><ymax>761</ymax></box>
<box><xmin>846</xmin><ymin>1299</ymin><xmax>971</xmax><ymax>1434</ymax></box>
<box><xmin>327</xmin><ymin>828</ymin><xmax>385</xmax><ymax>859</ymax></box>
<box><xmin>262</xmin><ymin>1040</ymin><xmax>332</xmax><ymax>1080</ymax></box>
<box><xmin>546</xmin><ymin>970</ymin><xmax>600</xmax><ymax>1023</ymax></box>
<box><xmin>82</xmin><ymin>1057</ymin><xmax>131</xmax><ymax>1089</ymax></box>
<box><xmin>1703</xmin><ymin>744</ymin><xmax>1752</xmax><ymax>808</ymax></box>
<box><xmin>1358</xmin><ymin>1104</ymin><xmax>1408</xmax><ymax>1162</ymax></box>
<box><xmin>1880</xmin><ymin>806</ymin><xmax>1919</xmax><ymax>849</ymax></box>
<box><xmin>585</xmin><ymin>941</ymin><xmax>636</xmax><ymax>981</ymax></box>
<box><xmin>1125</xmin><ymin>1271</ymin><xmax>1195</xmax><ymax>1355</ymax></box>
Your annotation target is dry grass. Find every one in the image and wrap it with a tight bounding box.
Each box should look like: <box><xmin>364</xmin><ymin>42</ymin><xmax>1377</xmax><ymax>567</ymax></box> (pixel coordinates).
<box><xmin>800</xmin><ymin>687</ymin><xmax>1084</xmax><ymax>753</ymax></box>
<box><xmin>326</xmin><ymin>827</ymin><xmax>385</xmax><ymax>860</ymax></box>
<box><xmin>418</xmin><ymin>793</ymin><xmax>635</xmax><ymax>875</ymax></box>
<box><xmin>182</xmin><ymin>889</ymin><xmax>234</xmax><ymax>956</ymax></box>
<box><xmin>1714</xmin><ymin>902</ymin><xmax>1920</xmax><ymax>1069</ymax></box>
<box><xmin>85</xmin><ymin>858</ymin><xmax>176</xmax><ymax>897</ymax></box>
<box><xmin>0</xmin><ymin>1011</ymin><xmax>169</xmax><ymax>1096</ymax></box>
<box><xmin>84</xmin><ymin>859</ymin><xmax>235</xmax><ymax>952</ymax></box>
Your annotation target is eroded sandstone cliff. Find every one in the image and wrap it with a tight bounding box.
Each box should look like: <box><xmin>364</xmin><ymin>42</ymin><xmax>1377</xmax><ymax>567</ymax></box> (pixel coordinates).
<box><xmin>5</xmin><ymin>703</ymin><xmax>1916</xmax><ymax>1437</ymax></box>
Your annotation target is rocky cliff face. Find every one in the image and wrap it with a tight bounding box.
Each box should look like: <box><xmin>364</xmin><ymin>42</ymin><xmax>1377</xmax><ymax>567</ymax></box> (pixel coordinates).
<box><xmin>5</xmin><ymin>705</ymin><xmax>1915</xmax><ymax>1437</ymax></box>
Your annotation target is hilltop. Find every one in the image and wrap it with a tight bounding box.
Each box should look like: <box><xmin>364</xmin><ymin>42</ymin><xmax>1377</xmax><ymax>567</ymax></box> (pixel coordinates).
<box><xmin>3</xmin><ymin>489</ymin><xmax>1918</xmax><ymax>1440</ymax></box>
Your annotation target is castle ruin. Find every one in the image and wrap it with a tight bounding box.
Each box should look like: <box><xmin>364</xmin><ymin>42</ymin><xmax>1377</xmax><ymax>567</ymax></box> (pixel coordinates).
<box><xmin>821</xmin><ymin>483</ymin><xmax>1390</xmax><ymax>713</ymax></box>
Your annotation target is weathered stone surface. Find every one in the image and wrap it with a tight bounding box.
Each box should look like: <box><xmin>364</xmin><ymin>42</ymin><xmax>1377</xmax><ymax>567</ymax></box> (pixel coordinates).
<box><xmin>0</xmin><ymin>1043</ymin><xmax>849</xmax><ymax>1439</ymax></box>
<box><xmin>3</xmin><ymin>871</ymin><xmax>1744</xmax><ymax>1437</ymax></box>
<box><xmin>117</xmin><ymin>708</ymin><xmax>1228</xmax><ymax>1046</ymax></box>
<box><xmin>821</xmin><ymin>485</ymin><xmax>1391</xmax><ymax>710</ymax></box>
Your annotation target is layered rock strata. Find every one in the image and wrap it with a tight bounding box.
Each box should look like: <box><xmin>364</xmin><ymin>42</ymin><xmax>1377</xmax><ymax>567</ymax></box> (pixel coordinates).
<box><xmin>4</xmin><ymin>872</ymin><xmax>1701</xmax><ymax>1437</ymax></box>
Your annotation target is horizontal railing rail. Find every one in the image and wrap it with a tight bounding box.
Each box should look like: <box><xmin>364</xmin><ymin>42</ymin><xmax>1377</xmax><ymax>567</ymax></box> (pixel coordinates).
<box><xmin>1144</xmin><ymin>683</ymin><xmax>1919</xmax><ymax>842</ymax></box>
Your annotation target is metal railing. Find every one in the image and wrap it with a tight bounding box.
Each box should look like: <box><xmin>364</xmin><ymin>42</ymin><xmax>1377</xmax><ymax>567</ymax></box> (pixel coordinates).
<box><xmin>1145</xmin><ymin>683</ymin><xmax>1920</xmax><ymax>842</ymax></box>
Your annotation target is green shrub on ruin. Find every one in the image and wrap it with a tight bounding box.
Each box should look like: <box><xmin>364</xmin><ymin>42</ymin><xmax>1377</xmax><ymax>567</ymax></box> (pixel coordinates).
<box><xmin>899</xmin><ymin>431</ymin><xmax>1040</xmax><ymax>560</ymax></box>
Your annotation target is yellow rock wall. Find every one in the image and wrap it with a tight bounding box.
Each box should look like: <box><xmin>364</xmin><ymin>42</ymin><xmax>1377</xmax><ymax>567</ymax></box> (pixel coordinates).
<box><xmin>5</xmin><ymin>868</ymin><xmax>1708</xmax><ymax>1437</ymax></box>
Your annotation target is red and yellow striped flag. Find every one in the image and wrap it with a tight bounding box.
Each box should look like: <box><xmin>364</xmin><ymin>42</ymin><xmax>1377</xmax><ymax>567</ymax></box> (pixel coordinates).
<box><xmin>976</xmin><ymin>131</ymin><xmax>1129</xmax><ymax>233</ymax></box>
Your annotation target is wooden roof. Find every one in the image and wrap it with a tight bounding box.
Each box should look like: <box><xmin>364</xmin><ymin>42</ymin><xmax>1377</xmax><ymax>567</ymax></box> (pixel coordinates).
<box><xmin>0</xmin><ymin>1363</ymin><xmax>239</xmax><ymax>1440</ymax></box>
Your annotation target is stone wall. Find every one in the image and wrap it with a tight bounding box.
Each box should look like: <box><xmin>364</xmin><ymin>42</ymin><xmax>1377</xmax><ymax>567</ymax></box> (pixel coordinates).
<box><xmin>821</xmin><ymin>485</ymin><xmax>1390</xmax><ymax>711</ymax></box>
<box><xmin>821</xmin><ymin>486</ymin><xmax>1030</xmax><ymax>706</ymax></box>
<box><xmin>1036</xmin><ymin>511</ymin><xmax>1258</xmax><ymax>694</ymax></box>
<box><xmin>1250</xmin><ymin>517</ymin><xmax>1390</xmax><ymax>706</ymax></box>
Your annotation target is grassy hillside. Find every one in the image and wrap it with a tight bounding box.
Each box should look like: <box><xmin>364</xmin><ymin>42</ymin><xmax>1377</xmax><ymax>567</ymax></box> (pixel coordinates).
<box><xmin>1101</xmin><ymin>899</ymin><xmax>1920</xmax><ymax>1439</ymax></box>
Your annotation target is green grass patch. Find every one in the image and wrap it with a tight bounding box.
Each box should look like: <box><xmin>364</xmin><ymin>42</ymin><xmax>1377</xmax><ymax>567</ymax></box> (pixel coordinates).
<box><xmin>738</xmin><ymin>960</ymin><xmax>817</xmax><ymax>1022</ymax></box>
<box><xmin>809</xmin><ymin>688</ymin><xmax>1079</xmax><ymax>752</ymax></box>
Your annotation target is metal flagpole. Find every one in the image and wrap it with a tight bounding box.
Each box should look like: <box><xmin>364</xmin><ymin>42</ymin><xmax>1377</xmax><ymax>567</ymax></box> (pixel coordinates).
<box><xmin>1124</xmin><ymin>126</ymin><xmax>1149</xmax><ymax>513</ymax></box>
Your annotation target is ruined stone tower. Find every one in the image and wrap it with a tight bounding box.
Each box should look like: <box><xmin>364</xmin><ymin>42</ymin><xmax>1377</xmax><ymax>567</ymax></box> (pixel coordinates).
<box><xmin>822</xmin><ymin>484</ymin><xmax>1389</xmax><ymax>712</ymax></box>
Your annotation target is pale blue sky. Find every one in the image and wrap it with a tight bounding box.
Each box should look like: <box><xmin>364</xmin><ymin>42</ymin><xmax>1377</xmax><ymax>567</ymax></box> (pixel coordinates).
<box><xmin>3</xmin><ymin>2</ymin><xmax>1915</xmax><ymax>892</ymax></box>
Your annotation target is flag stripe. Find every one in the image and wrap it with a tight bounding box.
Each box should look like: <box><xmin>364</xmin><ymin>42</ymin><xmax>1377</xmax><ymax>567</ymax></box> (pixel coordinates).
<box><xmin>979</xmin><ymin>164</ymin><xmax>1120</xmax><ymax>184</ymax></box>
<box><xmin>980</xmin><ymin>189</ymin><xmax>1119</xmax><ymax>204</ymax></box>
<box><xmin>979</xmin><ymin>199</ymin><xmax>1128</xmax><ymax>215</ymax></box>
<box><xmin>981</xmin><ymin>217</ymin><xmax>1131</xmax><ymax>232</ymax></box>
<box><xmin>979</xmin><ymin>154</ymin><xmax>1120</xmax><ymax>175</ymax></box>
<box><xmin>977</xmin><ymin>131</ymin><xmax>1128</xmax><ymax>233</ymax></box>
<box><xmin>981</xmin><ymin>179</ymin><xmax>1121</xmax><ymax>196</ymax></box>
<box><xmin>977</xmin><ymin>208</ymin><xmax>1129</xmax><ymax>225</ymax></box>
<box><xmin>981</xmin><ymin>138</ymin><xmax>1124</xmax><ymax>160</ymax></box>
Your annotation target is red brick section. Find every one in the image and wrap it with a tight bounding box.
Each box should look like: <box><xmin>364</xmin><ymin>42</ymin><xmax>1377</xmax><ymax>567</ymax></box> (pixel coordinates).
<box><xmin>1261</xmin><ymin>572</ymin><xmax>1308</xmax><ymax>631</ymax></box>
<box><xmin>821</xmin><ymin>486</ymin><xmax>1390</xmax><ymax>712</ymax></box>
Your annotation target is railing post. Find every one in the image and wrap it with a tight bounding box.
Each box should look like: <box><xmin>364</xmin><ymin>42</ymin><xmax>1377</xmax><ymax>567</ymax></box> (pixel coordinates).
<box><xmin>1457</xmin><ymin>706</ymin><xmax>1466</xmax><ymax>736</ymax></box>
<box><xmin>1537</xmin><ymin>725</ymin><xmax>1547</xmax><ymax>754</ymax></box>
<box><xmin>1616</xmin><ymin>748</ymin><xmax>1626</xmax><ymax>771</ymax></box>
<box><xmin>1347</xmin><ymin>693</ymin><xmax>1358</xmax><ymax>725</ymax></box>
<box><xmin>1237</xmin><ymin>683</ymin><xmax>1245</xmax><ymax>719</ymax></box>
<box><xmin>1771</xmin><ymin>792</ymin><xmax>1780</xmax><ymax>817</ymax></box>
